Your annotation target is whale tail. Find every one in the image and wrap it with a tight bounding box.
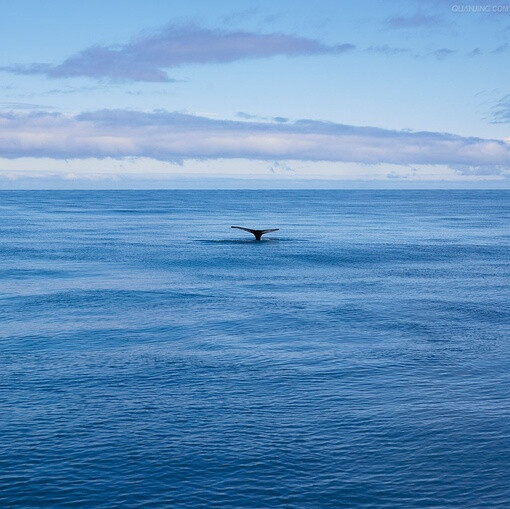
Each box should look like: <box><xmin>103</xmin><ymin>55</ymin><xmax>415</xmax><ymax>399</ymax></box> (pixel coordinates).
<box><xmin>231</xmin><ymin>226</ymin><xmax>279</xmax><ymax>241</ymax></box>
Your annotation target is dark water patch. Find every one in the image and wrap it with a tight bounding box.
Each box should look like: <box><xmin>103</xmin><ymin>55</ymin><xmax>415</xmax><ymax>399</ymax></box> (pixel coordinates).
<box><xmin>195</xmin><ymin>238</ymin><xmax>277</xmax><ymax>244</ymax></box>
<box><xmin>195</xmin><ymin>237</ymin><xmax>305</xmax><ymax>245</ymax></box>
<box><xmin>0</xmin><ymin>289</ymin><xmax>215</xmax><ymax>318</ymax></box>
<box><xmin>0</xmin><ymin>268</ymin><xmax>72</xmax><ymax>279</ymax></box>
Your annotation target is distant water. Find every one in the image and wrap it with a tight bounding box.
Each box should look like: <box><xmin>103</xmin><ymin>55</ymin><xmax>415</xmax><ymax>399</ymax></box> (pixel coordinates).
<box><xmin>1</xmin><ymin>190</ymin><xmax>509</xmax><ymax>508</ymax></box>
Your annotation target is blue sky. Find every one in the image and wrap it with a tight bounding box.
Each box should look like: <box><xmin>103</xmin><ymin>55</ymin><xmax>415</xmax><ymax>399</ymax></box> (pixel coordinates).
<box><xmin>1</xmin><ymin>0</ymin><xmax>509</xmax><ymax>188</ymax></box>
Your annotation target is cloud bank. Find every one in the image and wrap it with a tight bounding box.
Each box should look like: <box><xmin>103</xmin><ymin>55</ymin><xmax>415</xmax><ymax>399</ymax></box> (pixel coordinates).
<box><xmin>2</xmin><ymin>25</ymin><xmax>354</xmax><ymax>82</ymax></box>
<box><xmin>1</xmin><ymin>109</ymin><xmax>509</xmax><ymax>174</ymax></box>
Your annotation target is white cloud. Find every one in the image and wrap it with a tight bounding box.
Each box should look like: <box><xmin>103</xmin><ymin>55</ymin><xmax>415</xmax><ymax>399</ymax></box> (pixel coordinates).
<box><xmin>2</xmin><ymin>25</ymin><xmax>354</xmax><ymax>82</ymax></box>
<box><xmin>0</xmin><ymin>109</ymin><xmax>509</xmax><ymax>179</ymax></box>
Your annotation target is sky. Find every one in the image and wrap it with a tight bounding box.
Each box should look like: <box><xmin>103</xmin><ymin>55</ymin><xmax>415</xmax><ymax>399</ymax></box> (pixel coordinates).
<box><xmin>0</xmin><ymin>0</ymin><xmax>509</xmax><ymax>189</ymax></box>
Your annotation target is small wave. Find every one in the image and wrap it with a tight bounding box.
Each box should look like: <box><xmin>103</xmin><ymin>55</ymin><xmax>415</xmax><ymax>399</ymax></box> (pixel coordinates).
<box><xmin>195</xmin><ymin>239</ymin><xmax>279</xmax><ymax>244</ymax></box>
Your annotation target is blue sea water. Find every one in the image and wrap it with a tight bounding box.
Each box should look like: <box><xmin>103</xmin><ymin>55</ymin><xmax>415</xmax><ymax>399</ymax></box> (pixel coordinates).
<box><xmin>0</xmin><ymin>190</ymin><xmax>509</xmax><ymax>508</ymax></box>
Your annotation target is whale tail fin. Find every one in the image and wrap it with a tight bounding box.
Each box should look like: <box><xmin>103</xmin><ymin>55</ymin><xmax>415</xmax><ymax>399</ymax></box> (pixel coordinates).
<box><xmin>231</xmin><ymin>226</ymin><xmax>279</xmax><ymax>240</ymax></box>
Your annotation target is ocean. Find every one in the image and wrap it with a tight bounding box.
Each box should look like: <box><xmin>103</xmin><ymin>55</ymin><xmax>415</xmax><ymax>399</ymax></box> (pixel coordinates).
<box><xmin>1</xmin><ymin>190</ymin><xmax>509</xmax><ymax>508</ymax></box>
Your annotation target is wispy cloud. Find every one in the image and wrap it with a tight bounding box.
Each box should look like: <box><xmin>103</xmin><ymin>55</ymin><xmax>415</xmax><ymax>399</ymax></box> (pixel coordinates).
<box><xmin>269</xmin><ymin>161</ymin><xmax>295</xmax><ymax>174</ymax></box>
<box><xmin>222</xmin><ymin>7</ymin><xmax>260</xmax><ymax>25</ymax></box>
<box><xmin>431</xmin><ymin>48</ymin><xmax>455</xmax><ymax>59</ymax></box>
<box><xmin>1</xmin><ymin>109</ymin><xmax>509</xmax><ymax>175</ymax></box>
<box><xmin>386</xmin><ymin>170</ymin><xmax>409</xmax><ymax>179</ymax></box>
<box><xmin>492</xmin><ymin>94</ymin><xmax>510</xmax><ymax>123</ymax></box>
<box><xmin>366</xmin><ymin>45</ymin><xmax>412</xmax><ymax>55</ymax></box>
<box><xmin>450</xmin><ymin>164</ymin><xmax>508</xmax><ymax>176</ymax></box>
<box><xmin>365</xmin><ymin>45</ymin><xmax>458</xmax><ymax>60</ymax></box>
<box><xmin>236</xmin><ymin>111</ymin><xmax>262</xmax><ymax>120</ymax></box>
<box><xmin>1</xmin><ymin>24</ymin><xmax>355</xmax><ymax>83</ymax></box>
<box><xmin>236</xmin><ymin>111</ymin><xmax>289</xmax><ymax>122</ymax></box>
<box><xmin>0</xmin><ymin>101</ymin><xmax>55</xmax><ymax>110</ymax></box>
<box><xmin>467</xmin><ymin>48</ymin><xmax>482</xmax><ymax>57</ymax></box>
<box><xmin>385</xmin><ymin>12</ymin><xmax>443</xmax><ymax>29</ymax></box>
<box><xmin>492</xmin><ymin>43</ymin><xmax>510</xmax><ymax>53</ymax></box>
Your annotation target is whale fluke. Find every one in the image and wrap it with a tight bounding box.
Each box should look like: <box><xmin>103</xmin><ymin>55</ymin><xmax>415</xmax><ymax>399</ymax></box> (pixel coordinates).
<box><xmin>231</xmin><ymin>226</ymin><xmax>279</xmax><ymax>241</ymax></box>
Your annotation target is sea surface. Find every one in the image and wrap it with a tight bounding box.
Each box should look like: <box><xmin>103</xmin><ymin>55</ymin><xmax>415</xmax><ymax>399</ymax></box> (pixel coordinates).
<box><xmin>1</xmin><ymin>190</ymin><xmax>509</xmax><ymax>508</ymax></box>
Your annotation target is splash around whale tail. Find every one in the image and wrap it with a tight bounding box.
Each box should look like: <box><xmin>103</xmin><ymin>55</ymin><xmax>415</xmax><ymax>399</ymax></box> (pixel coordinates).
<box><xmin>231</xmin><ymin>226</ymin><xmax>279</xmax><ymax>240</ymax></box>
